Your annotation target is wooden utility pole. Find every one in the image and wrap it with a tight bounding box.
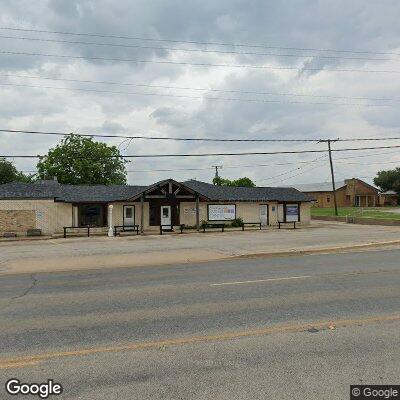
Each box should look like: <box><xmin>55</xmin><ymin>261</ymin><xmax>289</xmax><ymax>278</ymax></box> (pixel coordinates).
<box><xmin>327</xmin><ymin>139</ymin><xmax>338</xmax><ymax>216</ymax></box>
<box><xmin>212</xmin><ymin>165</ymin><xmax>222</xmax><ymax>178</ymax></box>
<box><xmin>212</xmin><ymin>165</ymin><xmax>222</xmax><ymax>183</ymax></box>
<box><xmin>319</xmin><ymin>139</ymin><xmax>338</xmax><ymax>216</ymax></box>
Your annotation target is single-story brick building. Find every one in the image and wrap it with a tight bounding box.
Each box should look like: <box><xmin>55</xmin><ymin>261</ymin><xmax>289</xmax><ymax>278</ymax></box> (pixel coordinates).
<box><xmin>378</xmin><ymin>190</ymin><xmax>399</xmax><ymax>207</ymax></box>
<box><xmin>0</xmin><ymin>178</ymin><xmax>313</xmax><ymax>236</ymax></box>
<box><xmin>293</xmin><ymin>178</ymin><xmax>379</xmax><ymax>208</ymax></box>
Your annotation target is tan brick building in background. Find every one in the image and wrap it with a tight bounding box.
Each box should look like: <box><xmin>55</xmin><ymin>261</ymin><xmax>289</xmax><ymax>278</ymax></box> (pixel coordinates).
<box><xmin>293</xmin><ymin>178</ymin><xmax>380</xmax><ymax>208</ymax></box>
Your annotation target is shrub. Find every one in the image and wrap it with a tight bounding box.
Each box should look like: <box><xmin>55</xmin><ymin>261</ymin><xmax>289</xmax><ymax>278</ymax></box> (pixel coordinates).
<box><xmin>230</xmin><ymin>217</ymin><xmax>243</xmax><ymax>228</ymax></box>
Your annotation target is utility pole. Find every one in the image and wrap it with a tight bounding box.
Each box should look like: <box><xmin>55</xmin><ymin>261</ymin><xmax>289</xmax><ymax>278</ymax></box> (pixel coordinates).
<box><xmin>319</xmin><ymin>139</ymin><xmax>339</xmax><ymax>216</ymax></box>
<box><xmin>212</xmin><ymin>165</ymin><xmax>222</xmax><ymax>183</ymax></box>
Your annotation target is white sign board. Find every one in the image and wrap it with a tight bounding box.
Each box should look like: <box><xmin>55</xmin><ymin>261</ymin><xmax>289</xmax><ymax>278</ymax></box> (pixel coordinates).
<box><xmin>285</xmin><ymin>204</ymin><xmax>299</xmax><ymax>222</ymax></box>
<box><xmin>184</xmin><ymin>207</ymin><xmax>196</xmax><ymax>215</ymax></box>
<box><xmin>208</xmin><ymin>204</ymin><xmax>236</xmax><ymax>221</ymax></box>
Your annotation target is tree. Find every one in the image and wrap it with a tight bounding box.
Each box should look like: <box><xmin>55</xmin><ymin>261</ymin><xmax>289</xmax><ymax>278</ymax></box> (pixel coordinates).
<box><xmin>374</xmin><ymin>168</ymin><xmax>400</xmax><ymax>194</ymax></box>
<box><xmin>0</xmin><ymin>158</ymin><xmax>33</xmax><ymax>184</ymax></box>
<box><xmin>213</xmin><ymin>176</ymin><xmax>256</xmax><ymax>187</ymax></box>
<box><xmin>36</xmin><ymin>134</ymin><xmax>127</xmax><ymax>185</ymax></box>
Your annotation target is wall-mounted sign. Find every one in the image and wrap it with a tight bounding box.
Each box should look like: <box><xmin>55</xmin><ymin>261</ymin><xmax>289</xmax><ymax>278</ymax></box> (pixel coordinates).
<box><xmin>184</xmin><ymin>207</ymin><xmax>196</xmax><ymax>215</ymax></box>
<box><xmin>208</xmin><ymin>204</ymin><xmax>236</xmax><ymax>221</ymax></box>
<box><xmin>286</xmin><ymin>204</ymin><xmax>299</xmax><ymax>222</ymax></box>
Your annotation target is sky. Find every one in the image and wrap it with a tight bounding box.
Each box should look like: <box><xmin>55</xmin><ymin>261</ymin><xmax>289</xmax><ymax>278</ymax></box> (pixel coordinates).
<box><xmin>0</xmin><ymin>0</ymin><xmax>400</xmax><ymax>186</ymax></box>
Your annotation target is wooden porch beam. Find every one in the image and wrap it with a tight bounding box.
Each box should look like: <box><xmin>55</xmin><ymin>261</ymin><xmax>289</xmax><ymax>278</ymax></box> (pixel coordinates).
<box><xmin>196</xmin><ymin>195</ymin><xmax>200</xmax><ymax>231</ymax></box>
<box><xmin>140</xmin><ymin>194</ymin><xmax>144</xmax><ymax>233</ymax></box>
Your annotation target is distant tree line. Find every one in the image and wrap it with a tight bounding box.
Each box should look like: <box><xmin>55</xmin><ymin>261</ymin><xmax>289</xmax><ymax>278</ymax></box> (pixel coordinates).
<box><xmin>212</xmin><ymin>176</ymin><xmax>255</xmax><ymax>187</ymax></box>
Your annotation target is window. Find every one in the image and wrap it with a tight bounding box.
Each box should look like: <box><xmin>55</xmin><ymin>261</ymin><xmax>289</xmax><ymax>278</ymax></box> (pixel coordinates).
<box><xmin>327</xmin><ymin>196</ymin><xmax>330</xmax><ymax>203</ymax></box>
<box><xmin>125</xmin><ymin>207</ymin><xmax>133</xmax><ymax>219</ymax></box>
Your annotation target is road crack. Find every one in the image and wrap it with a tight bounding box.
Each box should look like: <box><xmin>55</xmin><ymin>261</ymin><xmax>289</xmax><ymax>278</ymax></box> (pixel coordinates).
<box><xmin>12</xmin><ymin>273</ymin><xmax>38</xmax><ymax>300</ymax></box>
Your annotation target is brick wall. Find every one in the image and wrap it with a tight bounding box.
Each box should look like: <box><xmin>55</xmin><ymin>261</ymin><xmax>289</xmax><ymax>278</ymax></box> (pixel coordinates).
<box><xmin>0</xmin><ymin>200</ymin><xmax>72</xmax><ymax>235</ymax></box>
<box><xmin>0</xmin><ymin>210</ymin><xmax>36</xmax><ymax>233</ymax></box>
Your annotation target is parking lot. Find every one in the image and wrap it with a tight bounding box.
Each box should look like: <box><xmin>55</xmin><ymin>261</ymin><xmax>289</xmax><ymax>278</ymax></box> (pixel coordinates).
<box><xmin>1</xmin><ymin>221</ymin><xmax>400</xmax><ymax>276</ymax></box>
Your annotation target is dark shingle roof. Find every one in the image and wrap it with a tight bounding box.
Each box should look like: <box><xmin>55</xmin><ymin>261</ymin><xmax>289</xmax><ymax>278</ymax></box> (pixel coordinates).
<box><xmin>0</xmin><ymin>179</ymin><xmax>312</xmax><ymax>202</ymax></box>
<box><xmin>0</xmin><ymin>181</ymin><xmax>62</xmax><ymax>199</ymax></box>
<box><xmin>59</xmin><ymin>185</ymin><xmax>146</xmax><ymax>202</ymax></box>
<box><xmin>183</xmin><ymin>180</ymin><xmax>312</xmax><ymax>202</ymax></box>
<box><xmin>0</xmin><ymin>180</ymin><xmax>146</xmax><ymax>202</ymax></box>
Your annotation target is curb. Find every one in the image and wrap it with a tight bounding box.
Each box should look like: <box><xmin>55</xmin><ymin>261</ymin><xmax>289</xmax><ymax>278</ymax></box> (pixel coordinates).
<box><xmin>231</xmin><ymin>239</ymin><xmax>400</xmax><ymax>260</ymax></box>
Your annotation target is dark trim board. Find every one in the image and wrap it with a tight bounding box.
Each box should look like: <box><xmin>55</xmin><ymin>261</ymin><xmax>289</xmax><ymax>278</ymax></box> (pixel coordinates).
<box><xmin>207</xmin><ymin>203</ymin><xmax>237</xmax><ymax>221</ymax></box>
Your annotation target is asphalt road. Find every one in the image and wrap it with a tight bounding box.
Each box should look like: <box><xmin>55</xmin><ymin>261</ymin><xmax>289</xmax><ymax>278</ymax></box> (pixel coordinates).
<box><xmin>1</xmin><ymin>248</ymin><xmax>400</xmax><ymax>399</ymax></box>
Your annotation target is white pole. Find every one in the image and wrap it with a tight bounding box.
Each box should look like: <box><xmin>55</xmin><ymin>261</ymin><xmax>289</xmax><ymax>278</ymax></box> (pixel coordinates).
<box><xmin>108</xmin><ymin>204</ymin><xmax>114</xmax><ymax>237</ymax></box>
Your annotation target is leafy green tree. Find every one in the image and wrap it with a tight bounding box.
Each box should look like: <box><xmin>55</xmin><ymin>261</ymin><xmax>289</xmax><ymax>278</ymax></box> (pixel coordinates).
<box><xmin>0</xmin><ymin>158</ymin><xmax>33</xmax><ymax>184</ymax></box>
<box><xmin>36</xmin><ymin>134</ymin><xmax>127</xmax><ymax>185</ymax></box>
<box><xmin>374</xmin><ymin>168</ymin><xmax>400</xmax><ymax>194</ymax></box>
<box><xmin>213</xmin><ymin>176</ymin><xmax>255</xmax><ymax>187</ymax></box>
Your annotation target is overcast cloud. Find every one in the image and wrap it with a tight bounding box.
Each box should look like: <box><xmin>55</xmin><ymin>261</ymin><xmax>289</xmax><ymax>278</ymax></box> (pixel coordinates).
<box><xmin>0</xmin><ymin>0</ymin><xmax>400</xmax><ymax>185</ymax></box>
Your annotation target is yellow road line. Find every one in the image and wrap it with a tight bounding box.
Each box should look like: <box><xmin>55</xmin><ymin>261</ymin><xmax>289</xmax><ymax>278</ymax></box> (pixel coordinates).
<box><xmin>0</xmin><ymin>360</ymin><xmax>39</xmax><ymax>369</ymax></box>
<box><xmin>0</xmin><ymin>313</ymin><xmax>399</xmax><ymax>369</ymax></box>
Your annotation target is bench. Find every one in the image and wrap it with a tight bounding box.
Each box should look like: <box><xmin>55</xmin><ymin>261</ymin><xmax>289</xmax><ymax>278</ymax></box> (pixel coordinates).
<box><xmin>202</xmin><ymin>223</ymin><xmax>225</xmax><ymax>233</ymax></box>
<box><xmin>63</xmin><ymin>226</ymin><xmax>91</xmax><ymax>238</ymax></box>
<box><xmin>241</xmin><ymin>222</ymin><xmax>262</xmax><ymax>231</ymax></box>
<box><xmin>159</xmin><ymin>224</ymin><xmax>185</xmax><ymax>235</ymax></box>
<box><xmin>278</xmin><ymin>221</ymin><xmax>296</xmax><ymax>229</ymax></box>
<box><xmin>114</xmin><ymin>225</ymin><xmax>140</xmax><ymax>236</ymax></box>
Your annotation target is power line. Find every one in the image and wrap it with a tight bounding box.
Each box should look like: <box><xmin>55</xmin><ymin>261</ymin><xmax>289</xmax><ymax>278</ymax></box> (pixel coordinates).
<box><xmin>265</xmin><ymin>163</ymin><xmax>323</xmax><ymax>185</ymax></box>
<box><xmin>19</xmin><ymin>158</ymin><xmax>331</xmax><ymax>174</ymax></box>
<box><xmin>2</xmin><ymin>128</ymin><xmax>400</xmax><ymax>143</ymax></box>
<box><xmin>1</xmin><ymin>26</ymin><xmax>399</xmax><ymax>57</ymax></box>
<box><xmin>0</xmin><ymin>128</ymin><xmax>322</xmax><ymax>142</ymax></box>
<box><xmin>258</xmin><ymin>155</ymin><xmax>328</xmax><ymax>183</ymax></box>
<box><xmin>0</xmin><ymin>34</ymin><xmax>395</xmax><ymax>62</ymax></box>
<box><xmin>2</xmin><ymin>50</ymin><xmax>400</xmax><ymax>74</ymax></box>
<box><xmin>258</xmin><ymin>166</ymin><xmax>302</xmax><ymax>182</ymax></box>
<box><xmin>3</xmin><ymin>144</ymin><xmax>400</xmax><ymax>158</ymax></box>
<box><xmin>21</xmin><ymin>157</ymin><xmax>398</xmax><ymax>175</ymax></box>
<box><xmin>1</xmin><ymin>73</ymin><xmax>397</xmax><ymax>103</ymax></box>
<box><xmin>332</xmin><ymin>149</ymin><xmax>400</xmax><ymax>160</ymax></box>
<box><xmin>3</xmin><ymin>82</ymin><xmax>387</xmax><ymax>107</ymax></box>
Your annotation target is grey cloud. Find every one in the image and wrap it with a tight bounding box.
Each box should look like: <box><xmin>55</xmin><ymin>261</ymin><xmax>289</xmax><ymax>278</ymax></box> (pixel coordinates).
<box><xmin>0</xmin><ymin>0</ymin><xmax>400</xmax><ymax>185</ymax></box>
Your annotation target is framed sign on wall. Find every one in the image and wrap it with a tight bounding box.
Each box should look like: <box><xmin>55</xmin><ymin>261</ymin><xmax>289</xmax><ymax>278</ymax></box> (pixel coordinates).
<box><xmin>285</xmin><ymin>204</ymin><xmax>300</xmax><ymax>222</ymax></box>
<box><xmin>207</xmin><ymin>204</ymin><xmax>236</xmax><ymax>221</ymax></box>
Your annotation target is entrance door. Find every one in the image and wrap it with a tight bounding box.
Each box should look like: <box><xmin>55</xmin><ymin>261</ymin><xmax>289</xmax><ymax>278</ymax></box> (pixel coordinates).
<box><xmin>123</xmin><ymin>205</ymin><xmax>135</xmax><ymax>226</ymax></box>
<box><xmin>259</xmin><ymin>204</ymin><xmax>268</xmax><ymax>226</ymax></box>
<box><xmin>161</xmin><ymin>205</ymin><xmax>171</xmax><ymax>226</ymax></box>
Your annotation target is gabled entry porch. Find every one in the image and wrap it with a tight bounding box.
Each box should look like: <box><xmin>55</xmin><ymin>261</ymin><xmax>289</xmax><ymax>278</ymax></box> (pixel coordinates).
<box><xmin>128</xmin><ymin>179</ymin><xmax>209</xmax><ymax>232</ymax></box>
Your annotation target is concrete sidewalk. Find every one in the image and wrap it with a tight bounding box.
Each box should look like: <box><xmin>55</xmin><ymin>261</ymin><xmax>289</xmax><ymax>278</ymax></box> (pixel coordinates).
<box><xmin>1</xmin><ymin>221</ymin><xmax>400</xmax><ymax>275</ymax></box>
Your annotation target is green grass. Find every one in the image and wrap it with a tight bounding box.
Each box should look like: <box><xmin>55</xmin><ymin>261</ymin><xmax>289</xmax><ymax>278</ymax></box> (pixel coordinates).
<box><xmin>311</xmin><ymin>207</ymin><xmax>400</xmax><ymax>220</ymax></box>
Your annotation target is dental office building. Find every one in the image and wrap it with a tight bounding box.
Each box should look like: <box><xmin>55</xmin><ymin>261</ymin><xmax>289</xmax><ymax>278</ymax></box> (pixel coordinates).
<box><xmin>0</xmin><ymin>178</ymin><xmax>312</xmax><ymax>236</ymax></box>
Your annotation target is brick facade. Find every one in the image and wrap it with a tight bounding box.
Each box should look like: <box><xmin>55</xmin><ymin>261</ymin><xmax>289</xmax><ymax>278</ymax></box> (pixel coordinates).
<box><xmin>307</xmin><ymin>179</ymin><xmax>379</xmax><ymax>208</ymax></box>
<box><xmin>0</xmin><ymin>210</ymin><xmax>36</xmax><ymax>233</ymax></box>
<box><xmin>0</xmin><ymin>200</ymin><xmax>72</xmax><ymax>235</ymax></box>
